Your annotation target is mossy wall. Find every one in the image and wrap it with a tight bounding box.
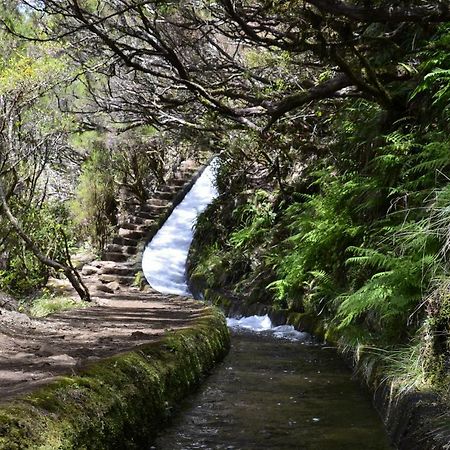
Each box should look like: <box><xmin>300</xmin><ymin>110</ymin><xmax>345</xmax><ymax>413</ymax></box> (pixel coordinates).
<box><xmin>0</xmin><ymin>307</ymin><xmax>230</xmax><ymax>450</ymax></box>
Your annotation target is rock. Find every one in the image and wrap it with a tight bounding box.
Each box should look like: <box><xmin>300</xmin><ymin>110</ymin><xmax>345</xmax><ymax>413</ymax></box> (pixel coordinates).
<box><xmin>46</xmin><ymin>277</ymin><xmax>73</xmax><ymax>294</ymax></box>
<box><xmin>96</xmin><ymin>282</ymin><xmax>121</xmax><ymax>294</ymax></box>
<box><xmin>0</xmin><ymin>292</ymin><xmax>18</xmax><ymax>311</ymax></box>
<box><xmin>99</xmin><ymin>274</ymin><xmax>118</xmax><ymax>284</ymax></box>
<box><xmin>100</xmin><ymin>264</ymin><xmax>135</xmax><ymax>276</ymax></box>
<box><xmin>70</xmin><ymin>249</ymin><xmax>96</xmax><ymax>269</ymax></box>
<box><xmin>107</xmin><ymin>282</ymin><xmax>121</xmax><ymax>292</ymax></box>
<box><xmin>96</xmin><ymin>284</ymin><xmax>114</xmax><ymax>294</ymax></box>
<box><xmin>81</xmin><ymin>265</ymin><xmax>99</xmax><ymax>276</ymax></box>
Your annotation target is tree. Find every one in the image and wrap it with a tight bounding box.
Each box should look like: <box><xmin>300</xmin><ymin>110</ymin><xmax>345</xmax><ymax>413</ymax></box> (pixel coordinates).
<box><xmin>6</xmin><ymin>0</ymin><xmax>445</xmax><ymax>131</ymax></box>
<box><xmin>0</xmin><ymin>23</ymin><xmax>91</xmax><ymax>300</ymax></box>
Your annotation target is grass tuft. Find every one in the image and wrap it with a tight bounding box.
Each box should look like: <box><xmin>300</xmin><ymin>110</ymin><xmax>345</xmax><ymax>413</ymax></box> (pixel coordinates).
<box><xmin>29</xmin><ymin>292</ymin><xmax>88</xmax><ymax>318</ymax></box>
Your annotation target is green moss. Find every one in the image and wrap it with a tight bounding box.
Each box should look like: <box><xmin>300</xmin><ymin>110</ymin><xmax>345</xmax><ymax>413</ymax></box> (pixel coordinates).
<box><xmin>0</xmin><ymin>307</ymin><xmax>230</xmax><ymax>450</ymax></box>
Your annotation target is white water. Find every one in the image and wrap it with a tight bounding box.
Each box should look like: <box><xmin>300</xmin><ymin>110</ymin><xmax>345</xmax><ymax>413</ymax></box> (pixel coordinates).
<box><xmin>142</xmin><ymin>161</ymin><xmax>218</xmax><ymax>295</ymax></box>
<box><xmin>227</xmin><ymin>315</ymin><xmax>310</xmax><ymax>342</ymax></box>
<box><xmin>142</xmin><ymin>161</ymin><xmax>310</xmax><ymax>341</ymax></box>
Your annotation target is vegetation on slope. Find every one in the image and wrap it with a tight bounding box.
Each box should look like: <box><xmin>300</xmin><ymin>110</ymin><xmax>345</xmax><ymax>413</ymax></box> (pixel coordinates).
<box><xmin>188</xmin><ymin>25</ymin><xmax>450</xmax><ymax>405</ymax></box>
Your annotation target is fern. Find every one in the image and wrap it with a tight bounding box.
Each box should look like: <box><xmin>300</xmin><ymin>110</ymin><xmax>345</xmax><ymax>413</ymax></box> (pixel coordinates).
<box><xmin>345</xmin><ymin>246</ymin><xmax>396</xmax><ymax>271</ymax></box>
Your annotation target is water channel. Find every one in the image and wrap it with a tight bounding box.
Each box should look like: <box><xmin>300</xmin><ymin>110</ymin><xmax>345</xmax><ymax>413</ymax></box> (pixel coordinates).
<box><xmin>142</xmin><ymin>161</ymin><xmax>393</xmax><ymax>449</ymax></box>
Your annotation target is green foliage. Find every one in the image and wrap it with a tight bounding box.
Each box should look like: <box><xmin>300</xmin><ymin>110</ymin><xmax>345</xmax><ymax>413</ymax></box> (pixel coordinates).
<box><xmin>29</xmin><ymin>291</ymin><xmax>86</xmax><ymax>318</ymax></box>
<box><xmin>0</xmin><ymin>49</ymin><xmax>67</xmax><ymax>96</ymax></box>
<box><xmin>0</xmin><ymin>202</ymin><xmax>74</xmax><ymax>295</ymax></box>
<box><xmin>268</xmin><ymin>174</ymin><xmax>363</xmax><ymax>312</ymax></box>
<box><xmin>412</xmin><ymin>25</ymin><xmax>450</xmax><ymax>118</ymax></box>
<box><xmin>71</xmin><ymin>147</ymin><xmax>117</xmax><ymax>252</ymax></box>
<box><xmin>191</xmin><ymin>97</ymin><xmax>450</xmax><ymax>353</ymax></box>
<box><xmin>111</xmin><ymin>130</ymin><xmax>163</xmax><ymax>203</ymax></box>
<box><xmin>229</xmin><ymin>190</ymin><xmax>275</xmax><ymax>250</ymax></box>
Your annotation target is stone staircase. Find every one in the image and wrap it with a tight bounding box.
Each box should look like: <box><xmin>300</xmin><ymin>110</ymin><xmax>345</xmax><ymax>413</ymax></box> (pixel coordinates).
<box><xmin>81</xmin><ymin>160</ymin><xmax>203</xmax><ymax>294</ymax></box>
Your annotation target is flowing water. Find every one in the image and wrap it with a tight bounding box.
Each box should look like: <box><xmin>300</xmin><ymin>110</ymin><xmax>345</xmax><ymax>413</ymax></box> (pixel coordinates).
<box><xmin>142</xmin><ymin>161</ymin><xmax>218</xmax><ymax>295</ymax></box>
<box><xmin>153</xmin><ymin>321</ymin><xmax>392</xmax><ymax>450</ymax></box>
<box><xmin>142</xmin><ymin>161</ymin><xmax>392</xmax><ymax>449</ymax></box>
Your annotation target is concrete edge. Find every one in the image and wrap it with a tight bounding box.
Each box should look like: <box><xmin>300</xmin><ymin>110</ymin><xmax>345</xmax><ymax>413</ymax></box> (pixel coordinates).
<box><xmin>0</xmin><ymin>306</ymin><xmax>230</xmax><ymax>450</ymax></box>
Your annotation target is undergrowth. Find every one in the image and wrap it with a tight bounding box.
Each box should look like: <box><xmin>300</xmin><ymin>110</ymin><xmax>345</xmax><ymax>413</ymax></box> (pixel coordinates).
<box><xmin>187</xmin><ymin>27</ymin><xmax>450</xmax><ymax>407</ymax></box>
<box><xmin>28</xmin><ymin>290</ymin><xmax>88</xmax><ymax>318</ymax></box>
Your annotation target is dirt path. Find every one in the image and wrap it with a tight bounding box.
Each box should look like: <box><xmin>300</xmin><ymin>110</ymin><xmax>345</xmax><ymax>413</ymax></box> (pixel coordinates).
<box><xmin>0</xmin><ymin>287</ymin><xmax>208</xmax><ymax>402</ymax></box>
<box><xmin>0</xmin><ymin>160</ymin><xmax>208</xmax><ymax>404</ymax></box>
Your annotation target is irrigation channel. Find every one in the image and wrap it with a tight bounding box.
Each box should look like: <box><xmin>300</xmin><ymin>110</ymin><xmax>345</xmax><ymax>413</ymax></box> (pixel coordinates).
<box><xmin>142</xmin><ymin>162</ymin><xmax>392</xmax><ymax>449</ymax></box>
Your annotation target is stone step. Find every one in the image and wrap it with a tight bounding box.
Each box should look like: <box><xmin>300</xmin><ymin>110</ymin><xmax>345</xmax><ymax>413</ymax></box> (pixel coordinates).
<box><xmin>112</xmin><ymin>236</ymin><xmax>139</xmax><ymax>247</ymax></box>
<box><xmin>126</xmin><ymin>215</ymin><xmax>157</xmax><ymax>227</ymax></box>
<box><xmin>119</xmin><ymin>222</ymin><xmax>143</xmax><ymax>231</ymax></box>
<box><xmin>170</xmin><ymin>178</ymin><xmax>187</xmax><ymax>187</ymax></box>
<box><xmin>98</xmin><ymin>273</ymin><xmax>135</xmax><ymax>286</ymax></box>
<box><xmin>135</xmin><ymin>214</ymin><xmax>160</xmax><ymax>224</ymax></box>
<box><xmin>103</xmin><ymin>252</ymin><xmax>128</xmax><ymax>262</ymax></box>
<box><xmin>126</xmin><ymin>216</ymin><xmax>145</xmax><ymax>226</ymax></box>
<box><xmin>178</xmin><ymin>168</ymin><xmax>197</xmax><ymax>177</ymax></box>
<box><xmin>153</xmin><ymin>191</ymin><xmax>174</xmax><ymax>201</ymax></box>
<box><xmin>105</xmin><ymin>244</ymin><xmax>138</xmax><ymax>255</ymax></box>
<box><xmin>160</xmin><ymin>185</ymin><xmax>179</xmax><ymax>193</ymax></box>
<box><xmin>133</xmin><ymin>210</ymin><xmax>157</xmax><ymax>220</ymax></box>
<box><xmin>101</xmin><ymin>265</ymin><xmax>136</xmax><ymax>276</ymax></box>
<box><xmin>118</xmin><ymin>228</ymin><xmax>146</xmax><ymax>240</ymax></box>
<box><xmin>143</xmin><ymin>200</ymin><xmax>168</xmax><ymax>209</ymax></box>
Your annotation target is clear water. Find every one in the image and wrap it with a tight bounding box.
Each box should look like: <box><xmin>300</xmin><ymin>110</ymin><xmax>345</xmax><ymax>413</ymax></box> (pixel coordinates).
<box><xmin>153</xmin><ymin>330</ymin><xmax>392</xmax><ymax>450</ymax></box>
<box><xmin>142</xmin><ymin>162</ymin><xmax>218</xmax><ymax>295</ymax></box>
<box><xmin>142</xmin><ymin>161</ymin><xmax>392</xmax><ymax>449</ymax></box>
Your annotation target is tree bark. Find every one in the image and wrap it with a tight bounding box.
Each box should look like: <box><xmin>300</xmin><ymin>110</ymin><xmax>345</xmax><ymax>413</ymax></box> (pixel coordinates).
<box><xmin>305</xmin><ymin>0</ymin><xmax>450</xmax><ymax>24</ymax></box>
<box><xmin>0</xmin><ymin>180</ymin><xmax>91</xmax><ymax>302</ymax></box>
<box><xmin>264</xmin><ymin>73</ymin><xmax>352</xmax><ymax>130</ymax></box>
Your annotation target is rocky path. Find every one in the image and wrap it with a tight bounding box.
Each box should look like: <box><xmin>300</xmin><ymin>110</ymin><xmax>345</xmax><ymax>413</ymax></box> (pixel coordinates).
<box><xmin>0</xmin><ymin>160</ymin><xmax>206</xmax><ymax>403</ymax></box>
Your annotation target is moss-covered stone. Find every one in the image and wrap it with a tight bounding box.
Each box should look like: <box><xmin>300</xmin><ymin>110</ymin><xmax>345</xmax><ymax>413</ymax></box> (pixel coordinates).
<box><xmin>0</xmin><ymin>307</ymin><xmax>230</xmax><ymax>450</ymax></box>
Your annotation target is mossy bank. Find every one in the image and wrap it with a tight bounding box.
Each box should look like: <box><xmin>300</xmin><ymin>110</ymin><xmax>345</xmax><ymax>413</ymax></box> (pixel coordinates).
<box><xmin>0</xmin><ymin>307</ymin><xmax>229</xmax><ymax>450</ymax></box>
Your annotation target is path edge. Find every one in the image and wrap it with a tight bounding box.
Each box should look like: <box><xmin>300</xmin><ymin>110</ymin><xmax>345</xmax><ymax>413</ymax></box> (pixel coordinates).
<box><xmin>0</xmin><ymin>307</ymin><xmax>230</xmax><ymax>450</ymax></box>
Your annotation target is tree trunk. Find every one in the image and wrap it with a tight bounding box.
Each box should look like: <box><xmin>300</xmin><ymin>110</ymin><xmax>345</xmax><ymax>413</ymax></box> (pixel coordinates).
<box><xmin>0</xmin><ymin>180</ymin><xmax>91</xmax><ymax>302</ymax></box>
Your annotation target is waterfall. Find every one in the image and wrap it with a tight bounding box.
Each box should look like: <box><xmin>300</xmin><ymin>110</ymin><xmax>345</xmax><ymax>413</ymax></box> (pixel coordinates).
<box><xmin>141</xmin><ymin>161</ymin><xmax>218</xmax><ymax>295</ymax></box>
<box><xmin>141</xmin><ymin>160</ymin><xmax>308</xmax><ymax>340</ymax></box>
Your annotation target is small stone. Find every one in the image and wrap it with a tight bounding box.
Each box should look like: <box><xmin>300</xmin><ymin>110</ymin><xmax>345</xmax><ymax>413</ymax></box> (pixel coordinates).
<box><xmin>81</xmin><ymin>265</ymin><xmax>98</xmax><ymax>276</ymax></box>
<box><xmin>107</xmin><ymin>281</ymin><xmax>121</xmax><ymax>292</ymax></box>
